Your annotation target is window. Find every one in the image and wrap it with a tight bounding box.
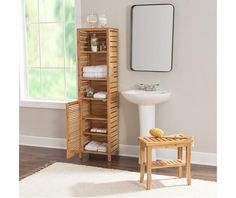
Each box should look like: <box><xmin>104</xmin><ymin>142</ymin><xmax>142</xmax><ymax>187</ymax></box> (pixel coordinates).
<box><xmin>23</xmin><ymin>0</ymin><xmax>77</xmax><ymax>101</ymax></box>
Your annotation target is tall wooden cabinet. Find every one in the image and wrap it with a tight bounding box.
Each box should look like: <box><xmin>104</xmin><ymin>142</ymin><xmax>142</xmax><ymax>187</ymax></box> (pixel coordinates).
<box><xmin>66</xmin><ymin>28</ymin><xmax>119</xmax><ymax>162</ymax></box>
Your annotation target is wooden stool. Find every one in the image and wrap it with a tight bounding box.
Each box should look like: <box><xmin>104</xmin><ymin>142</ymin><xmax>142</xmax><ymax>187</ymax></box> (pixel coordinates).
<box><xmin>139</xmin><ymin>135</ymin><xmax>193</xmax><ymax>190</ymax></box>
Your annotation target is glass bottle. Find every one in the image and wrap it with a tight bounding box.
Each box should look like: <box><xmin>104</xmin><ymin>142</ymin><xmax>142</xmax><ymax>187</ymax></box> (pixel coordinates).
<box><xmin>91</xmin><ymin>34</ymin><xmax>98</xmax><ymax>52</ymax></box>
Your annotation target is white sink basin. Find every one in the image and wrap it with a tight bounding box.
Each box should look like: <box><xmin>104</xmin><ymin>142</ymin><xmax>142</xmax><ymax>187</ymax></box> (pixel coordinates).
<box><xmin>122</xmin><ymin>89</ymin><xmax>171</xmax><ymax>105</ymax></box>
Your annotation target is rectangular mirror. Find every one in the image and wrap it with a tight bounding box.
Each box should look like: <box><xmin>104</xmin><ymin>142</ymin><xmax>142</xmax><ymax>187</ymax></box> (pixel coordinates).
<box><xmin>131</xmin><ymin>4</ymin><xmax>174</xmax><ymax>72</ymax></box>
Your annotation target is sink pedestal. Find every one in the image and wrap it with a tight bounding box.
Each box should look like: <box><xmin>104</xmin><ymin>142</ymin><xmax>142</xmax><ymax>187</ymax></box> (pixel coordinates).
<box><xmin>139</xmin><ymin>105</ymin><xmax>155</xmax><ymax>136</ymax></box>
<box><xmin>121</xmin><ymin>89</ymin><xmax>171</xmax><ymax>161</ymax></box>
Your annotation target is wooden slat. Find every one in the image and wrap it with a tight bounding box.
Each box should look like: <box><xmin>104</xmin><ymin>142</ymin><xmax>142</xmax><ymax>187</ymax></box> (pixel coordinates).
<box><xmin>66</xmin><ymin>100</ymin><xmax>80</xmax><ymax>159</ymax></box>
<box><xmin>151</xmin><ymin>159</ymin><xmax>184</xmax><ymax>169</ymax></box>
<box><xmin>111</xmin><ymin>144</ymin><xmax>119</xmax><ymax>152</ymax></box>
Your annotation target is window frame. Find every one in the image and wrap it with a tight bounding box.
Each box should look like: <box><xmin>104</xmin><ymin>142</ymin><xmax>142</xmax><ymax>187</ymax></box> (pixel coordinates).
<box><xmin>20</xmin><ymin>0</ymin><xmax>81</xmax><ymax>109</ymax></box>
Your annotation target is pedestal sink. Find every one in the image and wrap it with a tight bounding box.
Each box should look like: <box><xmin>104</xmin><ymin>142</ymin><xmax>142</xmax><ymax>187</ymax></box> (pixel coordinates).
<box><xmin>122</xmin><ymin>89</ymin><xmax>171</xmax><ymax>137</ymax></box>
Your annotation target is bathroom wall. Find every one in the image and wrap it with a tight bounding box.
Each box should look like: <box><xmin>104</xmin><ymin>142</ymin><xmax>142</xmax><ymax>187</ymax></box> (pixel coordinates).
<box><xmin>20</xmin><ymin>0</ymin><xmax>216</xmax><ymax>154</ymax></box>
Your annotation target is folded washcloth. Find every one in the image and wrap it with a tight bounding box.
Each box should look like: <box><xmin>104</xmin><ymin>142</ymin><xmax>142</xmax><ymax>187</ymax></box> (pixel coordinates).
<box><xmin>97</xmin><ymin>143</ymin><xmax>107</xmax><ymax>152</ymax></box>
<box><xmin>83</xmin><ymin>65</ymin><xmax>107</xmax><ymax>73</ymax></box>
<box><xmin>93</xmin><ymin>91</ymin><xmax>107</xmax><ymax>99</ymax></box>
<box><xmin>83</xmin><ymin>72</ymin><xmax>106</xmax><ymax>78</ymax></box>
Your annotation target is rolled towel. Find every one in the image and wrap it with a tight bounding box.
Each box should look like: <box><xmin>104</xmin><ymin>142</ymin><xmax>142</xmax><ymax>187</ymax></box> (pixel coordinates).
<box><xmin>83</xmin><ymin>65</ymin><xmax>107</xmax><ymax>73</ymax></box>
<box><xmin>97</xmin><ymin>143</ymin><xmax>107</xmax><ymax>152</ymax></box>
<box><xmin>90</xmin><ymin>128</ymin><xmax>107</xmax><ymax>133</ymax></box>
<box><xmin>83</xmin><ymin>72</ymin><xmax>106</xmax><ymax>78</ymax></box>
<box><xmin>96</xmin><ymin>128</ymin><xmax>107</xmax><ymax>133</ymax></box>
<box><xmin>93</xmin><ymin>91</ymin><xmax>107</xmax><ymax>99</ymax></box>
<box><xmin>90</xmin><ymin>128</ymin><xmax>98</xmax><ymax>133</ymax></box>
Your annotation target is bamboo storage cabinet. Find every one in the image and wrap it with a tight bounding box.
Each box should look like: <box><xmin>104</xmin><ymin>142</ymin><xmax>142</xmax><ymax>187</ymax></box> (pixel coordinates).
<box><xmin>66</xmin><ymin>28</ymin><xmax>119</xmax><ymax>162</ymax></box>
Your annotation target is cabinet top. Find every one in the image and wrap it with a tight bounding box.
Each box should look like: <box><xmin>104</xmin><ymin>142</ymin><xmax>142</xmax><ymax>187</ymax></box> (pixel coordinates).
<box><xmin>77</xmin><ymin>28</ymin><xmax>118</xmax><ymax>31</ymax></box>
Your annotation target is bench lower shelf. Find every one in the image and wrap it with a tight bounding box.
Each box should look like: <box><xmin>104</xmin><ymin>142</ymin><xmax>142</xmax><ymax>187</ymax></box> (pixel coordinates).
<box><xmin>144</xmin><ymin>159</ymin><xmax>184</xmax><ymax>169</ymax></box>
<box><xmin>82</xmin><ymin>150</ymin><xmax>108</xmax><ymax>155</ymax></box>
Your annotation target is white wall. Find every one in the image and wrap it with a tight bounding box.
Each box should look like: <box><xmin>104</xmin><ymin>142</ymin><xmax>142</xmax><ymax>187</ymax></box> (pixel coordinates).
<box><xmin>81</xmin><ymin>0</ymin><xmax>216</xmax><ymax>153</ymax></box>
<box><xmin>20</xmin><ymin>0</ymin><xmax>216</xmax><ymax>154</ymax></box>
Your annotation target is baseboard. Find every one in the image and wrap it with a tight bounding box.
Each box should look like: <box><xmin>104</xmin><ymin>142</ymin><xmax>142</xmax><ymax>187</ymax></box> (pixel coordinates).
<box><xmin>19</xmin><ymin>135</ymin><xmax>217</xmax><ymax>166</ymax></box>
<box><xmin>20</xmin><ymin>135</ymin><xmax>66</xmax><ymax>149</ymax></box>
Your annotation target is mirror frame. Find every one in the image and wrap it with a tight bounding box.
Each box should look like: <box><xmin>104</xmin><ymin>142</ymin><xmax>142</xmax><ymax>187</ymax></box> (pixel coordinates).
<box><xmin>130</xmin><ymin>4</ymin><xmax>175</xmax><ymax>72</ymax></box>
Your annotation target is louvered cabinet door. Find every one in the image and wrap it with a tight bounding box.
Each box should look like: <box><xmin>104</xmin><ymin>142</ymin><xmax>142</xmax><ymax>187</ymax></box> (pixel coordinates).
<box><xmin>65</xmin><ymin>100</ymin><xmax>80</xmax><ymax>159</ymax></box>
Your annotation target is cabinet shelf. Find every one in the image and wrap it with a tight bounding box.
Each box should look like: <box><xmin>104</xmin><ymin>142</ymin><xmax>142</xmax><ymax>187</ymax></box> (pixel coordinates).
<box><xmin>83</xmin><ymin>115</ymin><xmax>107</xmax><ymax>121</ymax></box>
<box><xmin>83</xmin><ymin>131</ymin><xmax>107</xmax><ymax>137</ymax></box>
<box><xmin>80</xmin><ymin>51</ymin><xmax>107</xmax><ymax>54</ymax></box>
<box><xmin>81</xmin><ymin>77</ymin><xmax>107</xmax><ymax>81</ymax></box>
<box><xmin>81</xmin><ymin>97</ymin><xmax>107</xmax><ymax>102</ymax></box>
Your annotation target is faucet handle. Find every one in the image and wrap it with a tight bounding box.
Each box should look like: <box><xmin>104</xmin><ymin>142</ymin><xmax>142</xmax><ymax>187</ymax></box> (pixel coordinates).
<box><xmin>138</xmin><ymin>83</ymin><xmax>159</xmax><ymax>91</ymax></box>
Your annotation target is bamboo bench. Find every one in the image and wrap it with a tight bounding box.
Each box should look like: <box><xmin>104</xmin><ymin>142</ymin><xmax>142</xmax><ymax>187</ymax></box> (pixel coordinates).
<box><xmin>138</xmin><ymin>135</ymin><xmax>193</xmax><ymax>190</ymax></box>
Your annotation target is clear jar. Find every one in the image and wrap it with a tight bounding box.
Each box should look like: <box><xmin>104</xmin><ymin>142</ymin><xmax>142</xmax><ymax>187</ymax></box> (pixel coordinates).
<box><xmin>98</xmin><ymin>14</ymin><xmax>108</xmax><ymax>28</ymax></box>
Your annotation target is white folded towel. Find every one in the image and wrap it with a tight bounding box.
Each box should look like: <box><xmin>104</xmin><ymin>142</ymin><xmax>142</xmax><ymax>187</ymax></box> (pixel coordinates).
<box><xmin>84</xmin><ymin>140</ymin><xmax>101</xmax><ymax>151</ymax></box>
<box><xmin>83</xmin><ymin>65</ymin><xmax>107</xmax><ymax>73</ymax></box>
<box><xmin>97</xmin><ymin>143</ymin><xmax>107</xmax><ymax>152</ymax></box>
<box><xmin>90</xmin><ymin>128</ymin><xmax>98</xmax><ymax>133</ymax></box>
<box><xmin>83</xmin><ymin>72</ymin><xmax>106</xmax><ymax>78</ymax></box>
<box><xmin>90</xmin><ymin>127</ymin><xmax>107</xmax><ymax>133</ymax></box>
<box><xmin>93</xmin><ymin>91</ymin><xmax>107</xmax><ymax>99</ymax></box>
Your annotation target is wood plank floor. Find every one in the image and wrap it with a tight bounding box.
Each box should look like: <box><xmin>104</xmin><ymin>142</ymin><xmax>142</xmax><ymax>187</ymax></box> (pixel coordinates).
<box><xmin>20</xmin><ymin>145</ymin><xmax>217</xmax><ymax>181</ymax></box>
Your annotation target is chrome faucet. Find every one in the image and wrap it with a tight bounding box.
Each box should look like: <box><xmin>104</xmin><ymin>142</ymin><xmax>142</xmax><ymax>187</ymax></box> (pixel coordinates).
<box><xmin>138</xmin><ymin>83</ymin><xmax>159</xmax><ymax>91</ymax></box>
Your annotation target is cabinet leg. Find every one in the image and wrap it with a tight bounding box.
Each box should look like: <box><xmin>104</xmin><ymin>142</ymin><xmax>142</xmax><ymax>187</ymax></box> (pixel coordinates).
<box><xmin>178</xmin><ymin>147</ymin><xmax>183</xmax><ymax>178</ymax></box>
<box><xmin>146</xmin><ymin>147</ymin><xmax>152</xmax><ymax>190</ymax></box>
<box><xmin>186</xmin><ymin>144</ymin><xmax>191</xmax><ymax>185</ymax></box>
<box><xmin>140</xmin><ymin>142</ymin><xmax>145</xmax><ymax>183</ymax></box>
<box><xmin>108</xmin><ymin>154</ymin><xmax>111</xmax><ymax>162</ymax></box>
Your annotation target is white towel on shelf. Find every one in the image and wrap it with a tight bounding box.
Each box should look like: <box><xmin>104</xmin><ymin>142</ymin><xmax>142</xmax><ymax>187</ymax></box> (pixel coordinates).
<box><xmin>93</xmin><ymin>91</ymin><xmax>107</xmax><ymax>99</ymax></box>
<box><xmin>97</xmin><ymin>143</ymin><xmax>107</xmax><ymax>152</ymax></box>
<box><xmin>84</xmin><ymin>141</ymin><xmax>101</xmax><ymax>151</ymax></box>
<box><xmin>83</xmin><ymin>65</ymin><xmax>107</xmax><ymax>73</ymax></box>
<box><xmin>90</xmin><ymin>127</ymin><xmax>107</xmax><ymax>133</ymax></box>
<box><xmin>96</xmin><ymin>128</ymin><xmax>107</xmax><ymax>133</ymax></box>
<box><xmin>83</xmin><ymin>72</ymin><xmax>106</xmax><ymax>78</ymax></box>
<box><xmin>90</xmin><ymin>128</ymin><xmax>98</xmax><ymax>133</ymax></box>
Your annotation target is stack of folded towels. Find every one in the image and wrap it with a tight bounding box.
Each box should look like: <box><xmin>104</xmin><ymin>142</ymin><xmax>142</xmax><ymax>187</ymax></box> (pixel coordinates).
<box><xmin>83</xmin><ymin>65</ymin><xmax>107</xmax><ymax>78</ymax></box>
<box><xmin>90</xmin><ymin>127</ymin><xmax>107</xmax><ymax>133</ymax></box>
<box><xmin>93</xmin><ymin>91</ymin><xmax>107</xmax><ymax>99</ymax></box>
<box><xmin>84</xmin><ymin>140</ymin><xmax>107</xmax><ymax>152</ymax></box>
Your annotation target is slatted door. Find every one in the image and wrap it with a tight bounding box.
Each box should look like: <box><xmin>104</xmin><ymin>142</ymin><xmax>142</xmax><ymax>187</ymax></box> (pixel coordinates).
<box><xmin>66</xmin><ymin>100</ymin><xmax>80</xmax><ymax>159</ymax></box>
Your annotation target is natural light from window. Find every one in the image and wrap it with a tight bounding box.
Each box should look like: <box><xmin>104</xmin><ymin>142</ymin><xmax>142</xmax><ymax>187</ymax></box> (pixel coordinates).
<box><xmin>24</xmin><ymin>0</ymin><xmax>77</xmax><ymax>100</ymax></box>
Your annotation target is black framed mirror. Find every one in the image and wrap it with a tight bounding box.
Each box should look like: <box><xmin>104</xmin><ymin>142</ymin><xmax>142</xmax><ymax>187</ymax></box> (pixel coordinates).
<box><xmin>131</xmin><ymin>4</ymin><xmax>174</xmax><ymax>72</ymax></box>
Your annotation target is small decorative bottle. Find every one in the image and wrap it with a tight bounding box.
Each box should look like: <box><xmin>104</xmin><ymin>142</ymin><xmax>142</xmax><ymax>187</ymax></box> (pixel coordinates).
<box><xmin>91</xmin><ymin>33</ymin><xmax>98</xmax><ymax>52</ymax></box>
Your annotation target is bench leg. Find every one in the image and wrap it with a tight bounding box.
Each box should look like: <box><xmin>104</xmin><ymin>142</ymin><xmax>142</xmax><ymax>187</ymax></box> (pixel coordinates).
<box><xmin>140</xmin><ymin>142</ymin><xmax>145</xmax><ymax>183</ymax></box>
<box><xmin>178</xmin><ymin>147</ymin><xmax>183</xmax><ymax>178</ymax></box>
<box><xmin>186</xmin><ymin>144</ymin><xmax>192</xmax><ymax>185</ymax></box>
<box><xmin>146</xmin><ymin>147</ymin><xmax>152</xmax><ymax>190</ymax></box>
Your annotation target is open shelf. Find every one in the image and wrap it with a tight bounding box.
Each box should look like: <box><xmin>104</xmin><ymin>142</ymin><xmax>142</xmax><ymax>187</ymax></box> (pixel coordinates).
<box><xmin>148</xmin><ymin>159</ymin><xmax>184</xmax><ymax>169</ymax></box>
<box><xmin>81</xmin><ymin>97</ymin><xmax>107</xmax><ymax>102</ymax></box>
<box><xmin>81</xmin><ymin>78</ymin><xmax>107</xmax><ymax>81</ymax></box>
<box><xmin>82</xmin><ymin>150</ymin><xmax>108</xmax><ymax>155</ymax></box>
<box><xmin>83</xmin><ymin>131</ymin><xmax>107</xmax><ymax>137</ymax></box>
<box><xmin>83</xmin><ymin>115</ymin><xmax>107</xmax><ymax>121</ymax></box>
<box><xmin>80</xmin><ymin>51</ymin><xmax>107</xmax><ymax>54</ymax></box>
